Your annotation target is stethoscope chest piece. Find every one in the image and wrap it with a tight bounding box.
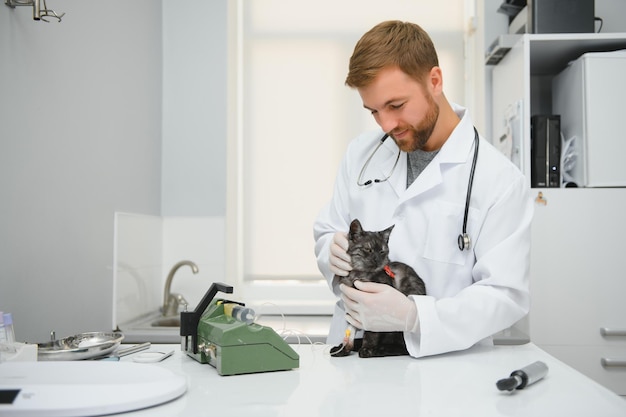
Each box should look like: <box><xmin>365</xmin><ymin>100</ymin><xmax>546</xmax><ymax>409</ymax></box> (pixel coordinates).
<box><xmin>458</xmin><ymin>233</ymin><xmax>470</xmax><ymax>251</ymax></box>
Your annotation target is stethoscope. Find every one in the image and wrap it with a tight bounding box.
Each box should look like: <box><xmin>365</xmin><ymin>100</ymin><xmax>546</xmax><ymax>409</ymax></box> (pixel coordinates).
<box><xmin>356</xmin><ymin>127</ymin><xmax>479</xmax><ymax>252</ymax></box>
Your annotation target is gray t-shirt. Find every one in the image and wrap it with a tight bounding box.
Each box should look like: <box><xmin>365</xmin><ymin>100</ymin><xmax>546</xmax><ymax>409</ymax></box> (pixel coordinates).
<box><xmin>406</xmin><ymin>149</ymin><xmax>439</xmax><ymax>188</ymax></box>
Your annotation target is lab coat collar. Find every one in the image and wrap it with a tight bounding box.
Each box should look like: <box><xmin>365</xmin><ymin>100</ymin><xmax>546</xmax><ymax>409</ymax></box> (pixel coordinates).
<box><xmin>438</xmin><ymin>104</ymin><xmax>475</xmax><ymax>164</ymax></box>
<box><xmin>397</xmin><ymin>104</ymin><xmax>476</xmax><ymax>202</ymax></box>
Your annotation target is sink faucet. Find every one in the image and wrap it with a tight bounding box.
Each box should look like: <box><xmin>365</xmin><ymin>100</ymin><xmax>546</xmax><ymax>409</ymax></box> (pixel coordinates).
<box><xmin>163</xmin><ymin>260</ymin><xmax>198</xmax><ymax>317</ymax></box>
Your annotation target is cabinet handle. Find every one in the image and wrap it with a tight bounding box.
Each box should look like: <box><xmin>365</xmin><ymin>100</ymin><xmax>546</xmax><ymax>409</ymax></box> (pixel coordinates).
<box><xmin>601</xmin><ymin>358</ymin><xmax>626</xmax><ymax>367</ymax></box>
<box><xmin>600</xmin><ymin>327</ymin><xmax>626</xmax><ymax>337</ymax></box>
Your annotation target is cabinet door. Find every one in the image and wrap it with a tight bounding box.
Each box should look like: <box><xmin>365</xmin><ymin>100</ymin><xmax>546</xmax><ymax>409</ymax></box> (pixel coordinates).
<box><xmin>529</xmin><ymin>188</ymin><xmax>626</xmax><ymax>347</ymax></box>
<box><xmin>540</xmin><ymin>345</ymin><xmax>626</xmax><ymax>395</ymax></box>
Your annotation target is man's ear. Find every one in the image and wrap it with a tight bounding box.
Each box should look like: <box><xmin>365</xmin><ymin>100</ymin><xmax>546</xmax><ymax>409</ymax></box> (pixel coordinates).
<box><xmin>428</xmin><ymin>66</ymin><xmax>444</xmax><ymax>96</ymax></box>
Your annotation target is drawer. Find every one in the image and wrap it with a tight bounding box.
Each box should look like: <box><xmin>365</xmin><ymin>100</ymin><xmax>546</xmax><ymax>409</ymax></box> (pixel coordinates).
<box><xmin>539</xmin><ymin>344</ymin><xmax>626</xmax><ymax>396</ymax></box>
<box><xmin>530</xmin><ymin>318</ymin><xmax>626</xmax><ymax>347</ymax></box>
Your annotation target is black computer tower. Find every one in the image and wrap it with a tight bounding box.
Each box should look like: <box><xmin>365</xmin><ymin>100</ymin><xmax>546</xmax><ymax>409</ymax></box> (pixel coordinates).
<box><xmin>528</xmin><ymin>0</ymin><xmax>595</xmax><ymax>33</ymax></box>
<box><xmin>531</xmin><ymin>115</ymin><xmax>561</xmax><ymax>188</ymax></box>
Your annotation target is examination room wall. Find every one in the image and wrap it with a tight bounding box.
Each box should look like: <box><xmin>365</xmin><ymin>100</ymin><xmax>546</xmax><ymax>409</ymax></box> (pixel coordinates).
<box><xmin>0</xmin><ymin>0</ymin><xmax>228</xmax><ymax>342</ymax></box>
<box><xmin>0</xmin><ymin>0</ymin><xmax>162</xmax><ymax>342</ymax></box>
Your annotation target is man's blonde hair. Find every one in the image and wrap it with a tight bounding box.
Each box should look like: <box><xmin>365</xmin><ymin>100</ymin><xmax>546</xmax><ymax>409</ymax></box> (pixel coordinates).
<box><xmin>345</xmin><ymin>20</ymin><xmax>439</xmax><ymax>88</ymax></box>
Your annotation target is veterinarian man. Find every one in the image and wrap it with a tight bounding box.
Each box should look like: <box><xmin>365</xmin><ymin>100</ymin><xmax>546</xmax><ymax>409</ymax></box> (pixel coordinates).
<box><xmin>313</xmin><ymin>20</ymin><xmax>533</xmax><ymax>358</ymax></box>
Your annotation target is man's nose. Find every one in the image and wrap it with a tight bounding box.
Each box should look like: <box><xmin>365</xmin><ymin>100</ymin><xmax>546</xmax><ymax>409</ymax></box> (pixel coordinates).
<box><xmin>376</xmin><ymin>111</ymin><xmax>398</xmax><ymax>133</ymax></box>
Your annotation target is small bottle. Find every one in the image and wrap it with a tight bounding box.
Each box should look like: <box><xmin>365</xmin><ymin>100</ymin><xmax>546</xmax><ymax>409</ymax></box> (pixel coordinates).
<box><xmin>223</xmin><ymin>303</ymin><xmax>256</xmax><ymax>324</ymax></box>
<box><xmin>3</xmin><ymin>313</ymin><xmax>15</xmax><ymax>343</ymax></box>
<box><xmin>231</xmin><ymin>305</ymin><xmax>255</xmax><ymax>324</ymax></box>
<box><xmin>0</xmin><ymin>312</ymin><xmax>6</xmax><ymax>343</ymax></box>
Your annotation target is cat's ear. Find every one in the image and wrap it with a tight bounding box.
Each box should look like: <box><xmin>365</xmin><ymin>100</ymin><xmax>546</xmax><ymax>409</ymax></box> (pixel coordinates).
<box><xmin>382</xmin><ymin>224</ymin><xmax>395</xmax><ymax>241</ymax></box>
<box><xmin>349</xmin><ymin>218</ymin><xmax>363</xmax><ymax>239</ymax></box>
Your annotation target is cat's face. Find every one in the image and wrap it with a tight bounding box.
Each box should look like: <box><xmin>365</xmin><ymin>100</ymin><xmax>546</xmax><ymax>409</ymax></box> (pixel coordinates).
<box><xmin>347</xmin><ymin>219</ymin><xmax>394</xmax><ymax>271</ymax></box>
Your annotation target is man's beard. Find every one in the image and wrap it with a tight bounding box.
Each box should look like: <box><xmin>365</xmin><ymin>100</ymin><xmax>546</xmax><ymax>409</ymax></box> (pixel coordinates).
<box><xmin>392</xmin><ymin>95</ymin><xmax>440</xmax><ymax>152</ymax></box>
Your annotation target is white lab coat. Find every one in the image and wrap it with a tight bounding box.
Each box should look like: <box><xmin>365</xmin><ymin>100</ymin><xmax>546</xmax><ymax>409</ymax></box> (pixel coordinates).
<box><xmin>313</xmin><ymin>104</ymin><xmax>533</xmax><ymax>358</ymax></box>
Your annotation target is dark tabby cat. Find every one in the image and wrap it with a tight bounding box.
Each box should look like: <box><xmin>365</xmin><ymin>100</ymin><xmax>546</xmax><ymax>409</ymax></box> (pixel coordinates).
<box><xmin>330</xmin><ymin>218</ymin><xmax>426</xmax><ymax>358</ymax></box>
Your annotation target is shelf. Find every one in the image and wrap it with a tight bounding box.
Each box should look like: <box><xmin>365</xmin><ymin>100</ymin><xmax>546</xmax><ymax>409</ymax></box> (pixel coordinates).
<box><xmin>491</xmin><ymin>32</ymin><xmax>626</xmax><ymax>185</ymax></box>
<box><xmin>524</xmin><ymin>33</ymin><xmax>626</xmax><ymax>75</ymax></box>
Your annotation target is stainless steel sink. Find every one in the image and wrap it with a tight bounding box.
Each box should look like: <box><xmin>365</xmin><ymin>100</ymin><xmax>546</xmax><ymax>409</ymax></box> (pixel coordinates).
<box><xmin>151</xmin><ymin>316</ymin><xmax>180</xmax><ymax>327</ymax></box>
<box><xmin>118</xmin><ymin>312</ymin><xmax>182</xmax><ymax>344</ymax></box>
<box><xmin>118</xmin><ymin>260</ymin><xmax>196</xmax><ymax>343</ymax></box>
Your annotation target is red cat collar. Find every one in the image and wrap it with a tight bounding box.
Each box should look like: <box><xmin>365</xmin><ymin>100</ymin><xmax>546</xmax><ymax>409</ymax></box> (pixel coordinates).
<box><xmin>383</xmin><ymin>265</ymin><xmax>395</xmax><ymax>278</ymax></box>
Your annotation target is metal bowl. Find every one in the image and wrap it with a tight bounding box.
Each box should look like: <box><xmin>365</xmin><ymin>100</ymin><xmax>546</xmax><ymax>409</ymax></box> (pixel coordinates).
<box><xmin>37</xmin><ymin>332</ymin><xmax>124</xmax><ymax>361</ymax></box>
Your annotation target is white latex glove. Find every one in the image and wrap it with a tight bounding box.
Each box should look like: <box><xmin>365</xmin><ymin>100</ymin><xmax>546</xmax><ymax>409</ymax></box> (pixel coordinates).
<box><xmin>329</xmin><ymin>232</ymin><xmax>352</xmax><ymax>277</ymax></box>
<box><xmin>340</xmin><ymin>280</ymin><xmax>419</xmax><ymax>332</ymax></box>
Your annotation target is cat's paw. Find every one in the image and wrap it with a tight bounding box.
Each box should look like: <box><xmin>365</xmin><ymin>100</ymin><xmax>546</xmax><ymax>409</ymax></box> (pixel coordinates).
<box><xmin>358</xmin><ymin>346</ymin><xmax>409</xmax><ymax>358</ymax></box>
<box><xmin>358</xmin><ymin>347</ymin><xmax>374</xmax><ymax>358</ymax></box>
<box><xmin>330</xmin><ymin>343</ymin><xmax>352</xmax><ymax>357</ymax></box>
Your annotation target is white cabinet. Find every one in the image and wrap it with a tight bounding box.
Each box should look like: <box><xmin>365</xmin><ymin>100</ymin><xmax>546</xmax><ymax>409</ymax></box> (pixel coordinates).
<box><xmin>491</xmin><ymin>34</ymin><xmax>626</xmax><ymax>395</ymax></box>
<box><xmin>529</xmin><ymin>188</ymin><xmax>626</xmax><ymax>394</ymax></box>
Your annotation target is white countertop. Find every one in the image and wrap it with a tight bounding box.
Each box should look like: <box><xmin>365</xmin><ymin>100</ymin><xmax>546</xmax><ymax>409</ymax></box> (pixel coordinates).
<box><xmin>116</xmin><ymin>342</ymin><xmax>626</xmax><ymax>417</ymax></box>
<box><xmin>120</xmin><ymin>315</ymin><xmax>530</xmax><ymax>345</ymax></box>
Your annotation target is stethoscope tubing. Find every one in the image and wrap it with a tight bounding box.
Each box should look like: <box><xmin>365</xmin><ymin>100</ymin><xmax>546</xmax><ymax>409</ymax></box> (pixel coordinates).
<box><xmin>356</xmin><ymin>127</ymin><xmax>479</xmax><ymax>252</ymax></box>
<box><xmin>356</xmin><ymin>133</ymin><xmax>398</xmax><ymax>186</ymax></box>
<box><xmin>458</xmin><ymin>128</ymin><xmax>479</xmax><ymax>251</ymax></box>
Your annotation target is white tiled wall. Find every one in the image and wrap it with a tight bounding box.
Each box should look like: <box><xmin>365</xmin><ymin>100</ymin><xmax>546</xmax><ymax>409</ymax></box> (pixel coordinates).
<box><xmin>161</xmin><ymin>216</ymin><xmax>226</xmax><ymax>309</ymax></box>
<box><xmin>113</xmin><ymin>213</ymin><xmax>163</xmax><ymax>327</ymax></box>
<box><xmin>113</xmin><ymin>213</ymin><xmax>226</xmax><ymax>329</ymax></box>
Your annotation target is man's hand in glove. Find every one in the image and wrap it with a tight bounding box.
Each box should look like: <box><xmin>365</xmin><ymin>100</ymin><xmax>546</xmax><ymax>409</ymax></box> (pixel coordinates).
<box><xmin>340</xmin><ymin>280</ymin><xmax>419</xmax><ymax>332</ymax></box>
<box><xmin>330</xmin><ymin>232</ymin><xmax>352</xmax><ymax>277</ymax></box>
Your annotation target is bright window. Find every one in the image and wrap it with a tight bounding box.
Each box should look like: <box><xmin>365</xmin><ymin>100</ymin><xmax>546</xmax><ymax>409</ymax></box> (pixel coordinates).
<box><xmin>227</xmin><ymin>0</ymin><xmax>469</xmax><ymax>312</ymax></box>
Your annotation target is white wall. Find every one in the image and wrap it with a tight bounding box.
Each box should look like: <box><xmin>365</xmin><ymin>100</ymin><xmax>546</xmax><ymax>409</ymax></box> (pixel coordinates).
<box><xmin>0</xmin><ymin>0</ymin><xmax>228</xmax><ymax>343</ymax></box>
<box><xmin>591</xmin><ymin>0</ymin><xmax>626</xmax><ymax>33</ymax></box>
<box><xmin>161</xmin><ymin>0</ymin><xmax>227</xmax><ymax>216</ymax></box>
<box><xmin>0</xmin><ymin>0</ymin><xmax>163</xmax><ymax>342</ymax></box>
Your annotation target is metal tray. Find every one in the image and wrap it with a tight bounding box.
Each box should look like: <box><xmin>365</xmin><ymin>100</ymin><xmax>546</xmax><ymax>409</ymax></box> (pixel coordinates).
<box><xmin>37</xmin><ymin>332</ymin><xmax>124</xmax><ymax>361</ymax></box>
